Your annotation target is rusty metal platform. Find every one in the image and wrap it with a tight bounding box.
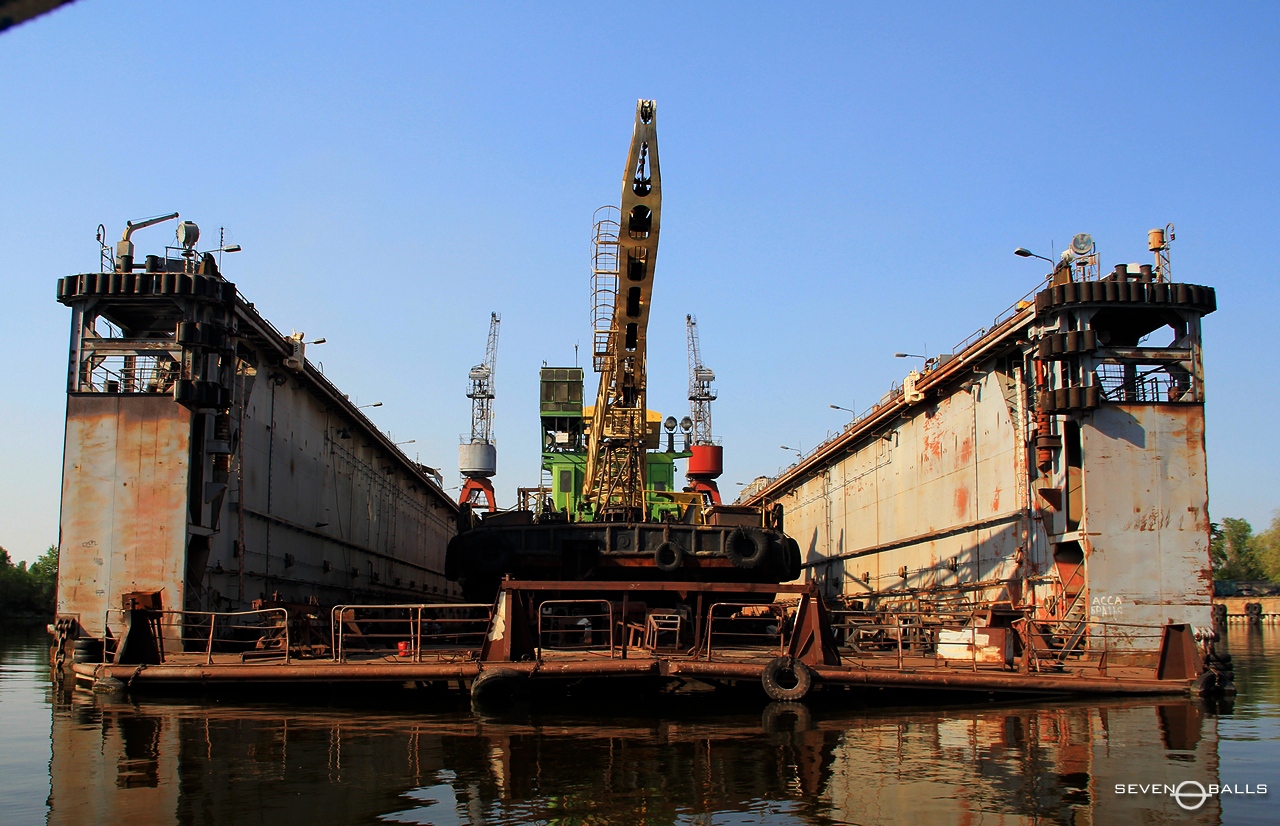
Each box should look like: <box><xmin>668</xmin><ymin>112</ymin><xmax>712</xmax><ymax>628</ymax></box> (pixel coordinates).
<box><xmin>66</xmin><ymin>580</ymin><xmax>1213</xmax><ymax>701</ymax></box>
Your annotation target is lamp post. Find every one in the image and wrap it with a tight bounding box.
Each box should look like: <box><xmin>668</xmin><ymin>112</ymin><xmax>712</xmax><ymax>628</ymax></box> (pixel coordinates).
<box><xmin>830</xmin><ymin>402</ymin><xmax>856</xmax><ymax>419</ymax></box>
<box><xmin>1014</xmin><ymin>247</ymin><xmax>1054</xmax><ymax>264</ymax></box>
<box><xmin>358</xmin><ymin>402</ymin><xmax>383</xmax><ymax>410</ymax></box>
<box><xmin>780</xmin><ymin>445</ymin><xmax>803</xmax><ymax>460</ymax></box>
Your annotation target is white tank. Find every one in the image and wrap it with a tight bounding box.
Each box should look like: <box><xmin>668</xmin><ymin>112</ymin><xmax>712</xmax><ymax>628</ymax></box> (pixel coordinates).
<box><xmin>459</xmin><ymin>442</ymin><xmax>497</xmax><ymax>477</ymax></box>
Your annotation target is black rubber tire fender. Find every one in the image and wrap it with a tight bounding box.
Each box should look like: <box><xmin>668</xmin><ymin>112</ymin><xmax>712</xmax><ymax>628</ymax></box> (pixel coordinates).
<box><xmin>761</xmin><ymin>656</ymin><xmax>813</xmax><ymax>702</ymax></box>
<box><xmin>655</xmin><ymin>541</ymin><xmax>684</xmax><ymax>573</ymax></box>
<box><xmin>785</xmin><ymin>536</ymin><xmax>803</xmax><ymax>581</ymax></box>
<box><xmin>470</xmin><ymin>667</ymin><xmax>529</xmax><ymax>705</ymax></box>
<box><xmin>726</xmin><ymin>528</ymin><xmax>768</xmax><ymax>570</ymax></box>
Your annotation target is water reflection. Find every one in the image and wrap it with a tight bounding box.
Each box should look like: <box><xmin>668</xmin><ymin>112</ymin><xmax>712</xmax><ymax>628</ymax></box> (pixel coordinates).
<box><xmin>44</xmin><ymin>690</ymin><xmax>1228</xmax><ymax>825</ymax></box>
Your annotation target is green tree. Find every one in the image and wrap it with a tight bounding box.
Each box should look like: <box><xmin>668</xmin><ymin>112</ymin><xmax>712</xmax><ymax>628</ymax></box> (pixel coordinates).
<box><xmin>0</xmin><ymin>544</ymin><xmax>58</xmax><ymax>619</ymax></box>
<box><xmin>1255</xmin><ymin>510</ymin><xmax>1280</xmax><ymax>582</ymax></box>
<box><xmin>29</xmin><ymin>544</ymin><xmax>59</xmax><ymax>610</ymax></box>
<box><xmin>1212</xmin><ymin>517</ymin><xmax>1264</xmax><ymax>581</ymax></box>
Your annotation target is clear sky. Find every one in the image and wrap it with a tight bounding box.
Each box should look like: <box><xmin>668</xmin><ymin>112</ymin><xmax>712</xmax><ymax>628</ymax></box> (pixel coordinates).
<box><xmin>1</xmin><ymin>2</ymin><xmax>1276</xmax><ymax>563</ymax></box>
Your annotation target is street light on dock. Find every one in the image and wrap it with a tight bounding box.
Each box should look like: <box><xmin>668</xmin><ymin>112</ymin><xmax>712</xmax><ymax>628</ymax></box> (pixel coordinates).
<box><xmin>830</xmin><ymin>403</ymin><xmax>856</xmax><ymax>418</ymax></box>
<box><xmin>1014</xmin><ymin>247</ymin><xmax>1054</xmax><ymax>264</ymax></box>
<box><xmin>780</xmin><ymin>445</ymin><xmax>802</xmax><ymax>459</ymax></box>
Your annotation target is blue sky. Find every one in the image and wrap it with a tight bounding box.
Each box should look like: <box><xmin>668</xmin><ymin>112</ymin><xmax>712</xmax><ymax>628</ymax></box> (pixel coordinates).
<box><xmin>1</xmin><ymin>2</ymin><xmax>1276</xmax><ymax>563</ymax></box>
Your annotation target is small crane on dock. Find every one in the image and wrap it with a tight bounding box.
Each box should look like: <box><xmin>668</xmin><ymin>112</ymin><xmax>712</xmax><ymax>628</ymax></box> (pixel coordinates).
<box><xmin>459</xmin><ymin>312</ymin><xmax>501</xmax><ymax>511</ymax></box>
<box><xmin>685</xmin><ymin>314</ymin><xmax>724</xmax><ymax>505</ymax></box>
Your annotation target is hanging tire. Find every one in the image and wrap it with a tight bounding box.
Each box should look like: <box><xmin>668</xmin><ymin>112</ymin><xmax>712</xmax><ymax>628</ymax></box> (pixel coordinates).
<box><xmin>71</xmin><ymin>638</ymin><xmax>103</xmax><ymax>664</ymax></box>
<box><xmin>655</xmin><ymin>541</ymin><xmax>684</xmax><ymax>573</ymax></box>
<box><xmin>727</xmin><ymin>528</ymin><xmax>768</xmax><ymax>570</ymax></box>
<box><xmin>470</xmin><ymin>667</ymin><xmax>530</xmax><ymax>707</ymax></box>
<box><xmin>761</xmin><ymin>656</ymin><xmax>813</xmax><ymax>701</ymax></box>
<box><xmin>785</xmin><ymin>536</ymin><xmax>803</xmax><ymax>580</ymax></box>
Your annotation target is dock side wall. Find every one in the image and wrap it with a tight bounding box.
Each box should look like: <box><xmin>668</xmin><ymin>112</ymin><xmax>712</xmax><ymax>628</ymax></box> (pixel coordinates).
<box><xmin>1081</xmin><ymin>403</ymin><xmax>1213</xmax><ymax>633</ymax></box>
<box><xmin>779</xmin><ymin>363</ymin><xmax>1040</xmax><ymax>611</ymax></box>
<box><xmin>57</xmin><ymin>395</ymin><xmax>191</xmax><ymax>636</ymax></box>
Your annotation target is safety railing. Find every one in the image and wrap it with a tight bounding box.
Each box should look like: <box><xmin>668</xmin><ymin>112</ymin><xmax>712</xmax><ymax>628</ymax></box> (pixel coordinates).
<box><xmin>331</xmin><ymin>603</ymin><xmax>491</xmax><ymax>662</ymax></box>
<box><xmin>536</xmin><ymin>600</ymin><xmax>615</xmax><ymax>659</ymax></box>
<box><xmin>704</xmin><ymin>603</ymin><xmax>786</xmax><ymax>661</ymax></box>
<box><xmin>826</xmin><ymin>609</ymin><xmax>1000</xmax><ymax>671</ymax></box>
<box><xmin>1022</xmin><ymin>619</ymin><xmax>1170</xmax><ymax>675</ymax></box>
<box><xmin>101</xmin><ymin>607</ymin><xmax>290</xmax><ymax>665</ymax></box>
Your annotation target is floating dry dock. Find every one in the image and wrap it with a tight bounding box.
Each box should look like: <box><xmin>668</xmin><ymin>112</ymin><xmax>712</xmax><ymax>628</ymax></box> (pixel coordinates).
<box><xmin>50</xmin><ymin>215</ymin><xmax>1228</xmax><ymax>702</ymax></box>
<box><xmin>70</xmin><ymin>579</ymin><xmax>1218</xmax><ymax>699</ymax></box>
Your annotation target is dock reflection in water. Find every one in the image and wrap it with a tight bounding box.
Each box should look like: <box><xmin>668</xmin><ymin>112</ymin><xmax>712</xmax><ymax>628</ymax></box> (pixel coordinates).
<box><xmin>46</xmin><ymin>689</ymin><xmax>1226</xmax><ymax>825</ymax></box>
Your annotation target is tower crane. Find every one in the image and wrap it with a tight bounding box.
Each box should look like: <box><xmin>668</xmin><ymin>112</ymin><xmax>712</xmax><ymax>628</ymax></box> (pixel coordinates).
<box><xmin>581</xmin><ymin>99</ymin><xmax>661</xmax><ymax>521</ymax></box>
<box><xmin>685</xmin><ymin>314</ymin><xmax>724</xmax><ymax>505</ymax></box>
<box><xmin>459</xmin><ymin>312</ymin><xmax>500</xmax><ymax>511</ymax></box>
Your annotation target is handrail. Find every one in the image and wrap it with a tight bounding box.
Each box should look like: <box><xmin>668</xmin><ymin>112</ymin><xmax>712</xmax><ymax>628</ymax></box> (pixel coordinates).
<box><xmin>331</xmin><ymin>603</ymin><xmax>491</xmax><ymax>663</ymax></box>
<box><xmin>704</xmin><ymin>602</ymin><xmax>785</xmax><ymax>662</ymax></box>
<box><xmin>536</xmin><ymin>600</ymin><xmax>615</xmax><ymax>659</ymax></box>
<box><xmin>101</xmin><ymin>607</ymin><xmax>290</xmax><ymax>664</ymax></box>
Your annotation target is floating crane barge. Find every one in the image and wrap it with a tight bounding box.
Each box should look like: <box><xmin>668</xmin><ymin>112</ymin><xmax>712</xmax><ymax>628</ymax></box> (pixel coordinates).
<box><xmin>446</xmin><ymin>101</ymin><xmax>798</xmax><ymax>605</ymax></box>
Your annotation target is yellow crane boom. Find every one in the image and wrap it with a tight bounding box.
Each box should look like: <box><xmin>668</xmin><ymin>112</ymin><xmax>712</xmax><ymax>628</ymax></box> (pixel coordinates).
<box><xmin>582</xmin><ymin>100</ymin><xmax>661</xmax><ymax>520</ymax></box>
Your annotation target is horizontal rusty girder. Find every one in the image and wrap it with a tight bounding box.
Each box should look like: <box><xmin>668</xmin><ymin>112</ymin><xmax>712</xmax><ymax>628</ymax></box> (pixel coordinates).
<box><xmin>79</xmin><ymin>661</ymin><xmax>481</xmax><ymax>682</ymax></box>
<box><xmin>811</xmin><ymin>665</ymin><xmax>1191</xmax><ymax>695</ymax></box>
<box><xmin>498</xmin><ymin>579</ymin><xmax>812</xmax><ymax>594</ymax></box>
<box><xmin>78</xmin><ymin>656</ymin><xmax>1191</xmax><ymax>696</ymax></box>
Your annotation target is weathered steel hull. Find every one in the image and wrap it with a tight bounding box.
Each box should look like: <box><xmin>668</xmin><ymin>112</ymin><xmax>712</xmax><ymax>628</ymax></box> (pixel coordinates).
<box><xmin>747</xmin><ymin>264</ymin><xmax>1217</xmax><ymax>663</ymax></box>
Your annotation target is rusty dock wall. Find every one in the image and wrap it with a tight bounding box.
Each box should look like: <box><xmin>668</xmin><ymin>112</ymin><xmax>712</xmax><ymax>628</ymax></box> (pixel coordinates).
<box><xmin>54</xmin><ymin>262</ymin><xmax>460</xmax><ymax>640</ymax></box>
<box><xmin>746</xmin><ymin>261</ymin><xmax>1217</xmax><ymax>659</ymax></box>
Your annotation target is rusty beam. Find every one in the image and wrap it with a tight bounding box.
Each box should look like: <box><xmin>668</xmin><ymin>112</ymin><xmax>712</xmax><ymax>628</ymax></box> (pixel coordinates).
<box><xmin>81</xmin><ymin>661</ymin><xmax>481</xmax><ymax>682</ymax></box>
<box><xmin>499</xmin><ymin>579</ymin><xmax>812</xmax><ymax>594</ymax></box>
<box><xmin>811</xmin><ymin>665</ymin><xmax>1191</xmax><ymax>695</ymax></box>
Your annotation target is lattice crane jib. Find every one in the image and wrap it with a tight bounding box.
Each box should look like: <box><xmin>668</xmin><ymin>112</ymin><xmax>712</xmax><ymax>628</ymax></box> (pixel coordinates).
<box><xmin>686</xmin><ymin>314</ymin><xmax>717</xmax><ymax>445</ymax></box>
<box><xmin>467</xmin><ymin>312</ymin><xmax>501</xmax><ymax>445</ymax></box>
<box><xmin>583</xmin><ymin>100</ymin><xmax>661</xmax><ymax>520</ymax></box>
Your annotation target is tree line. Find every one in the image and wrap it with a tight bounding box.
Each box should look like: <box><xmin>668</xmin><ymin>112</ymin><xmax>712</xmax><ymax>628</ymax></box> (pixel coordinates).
<box><xmin>1212</xmin><ymin>512</ymin><xmax>1280</xmax><ymax>582</ymax></box>
<box><xmin>0</xmin><ymin>545</ymin><xmax>57</xmax><ymax>620</ymax></box>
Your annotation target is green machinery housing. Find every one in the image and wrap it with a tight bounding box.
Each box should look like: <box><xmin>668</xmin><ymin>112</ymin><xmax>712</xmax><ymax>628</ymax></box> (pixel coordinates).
<box><xmin>539</xmin><ymin>367</ymin><xmax>690</xmax><ymax>521</ymax></box>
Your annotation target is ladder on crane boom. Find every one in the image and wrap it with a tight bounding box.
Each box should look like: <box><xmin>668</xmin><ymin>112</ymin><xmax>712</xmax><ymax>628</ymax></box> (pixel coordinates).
<box><xmin>582</xmin><ymin>99</ymin><xmax>661</xmax><ymax>521</ymax></box>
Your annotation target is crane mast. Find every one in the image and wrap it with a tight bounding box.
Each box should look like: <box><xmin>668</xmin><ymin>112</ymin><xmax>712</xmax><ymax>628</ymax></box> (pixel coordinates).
<box><xmin>686</xmin><ymin>314</ymin><xmax>716</xmax><ymax>445</ymax></box>
<box><xmin>469</xmin><ymin>312</ymin><xmax>501</xmax><ymax>443</ymax></box>
<box><xmin>459</xmin><ymin>312</ymin><xmax>500</xmax><ymax>511</ymax></box>
<box><xmin>582</xmin><ymin>99</ymin><xmax>661</xmax><ymax>521</ymax></box>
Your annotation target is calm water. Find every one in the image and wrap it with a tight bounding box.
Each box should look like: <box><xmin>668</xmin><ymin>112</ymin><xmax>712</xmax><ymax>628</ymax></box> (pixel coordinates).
<box><xmin>1</xmin><ymin>625</ymin><xmax>1276</xmax><ymax>825</ymax></box>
